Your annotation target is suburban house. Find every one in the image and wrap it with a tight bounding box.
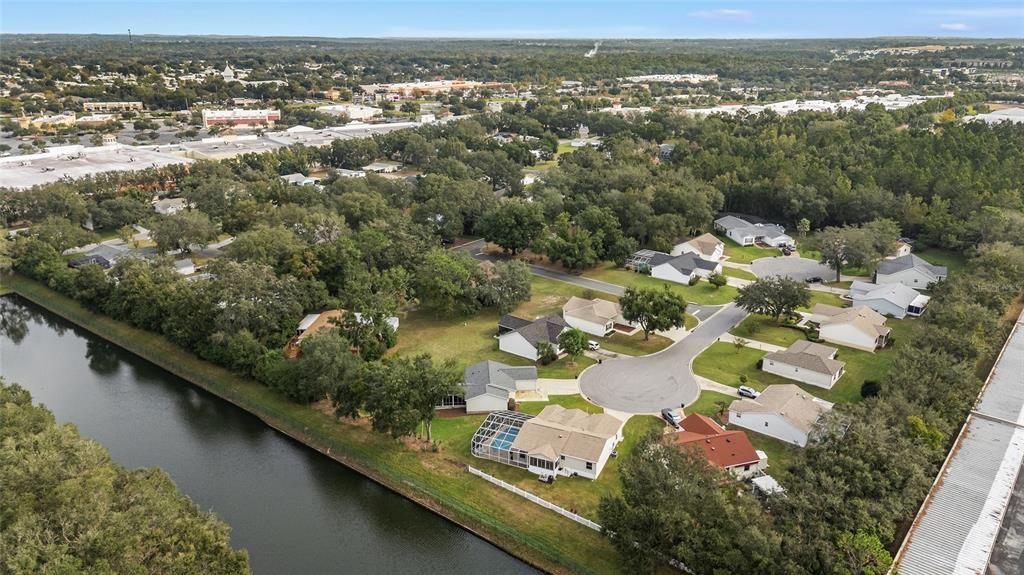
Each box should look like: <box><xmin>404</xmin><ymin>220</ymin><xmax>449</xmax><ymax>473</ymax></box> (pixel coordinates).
<box><xmin>762</xmin><ymin>340</ymin><xmax>846</xmax><ymax>389</ymax></box>
<box><xmin>874</xmin><ymin>254</ymin><xmax>947</xmax><ymax>288</ymax></box>
<box><xmin>152</xmin><ymin>197</ymin><xmax>187</xmax><ymax>215</ymax></box>
<box><xmin>68</xmin><ymin>243</ymin><xmax>151</xmax><ymax>269</ymax></box>
<box><xmin>280</xmin><ymin>173</ymin><xmax>321</xmax><ymax>186</ymax></box>
<box><xmin>728</xmin><ymin>384</ymin><xmax>833</xmax><ymax>447</ymax></box>
<box><xmin>562</xmin><ymin>296</ymin><xmax>638</xmax><ymax>337</ymax></box>
<box><xmin>810</xmin><ymin>304</ymin><xmax>891</xmax><ymax>352</ymax></box>
<box><xmin>714</xmin><ymin>215</ymin><xmax>794</xmax><ymax>248</ymax></box>
<box><xmin>284</xmin><ymin>309</ymin><xmax>398</xmax><ymax>358</ymax></box>
<box><xmin>627</xmin><ymin>249</ymin><xmax>722</xmax><ymax>284</ymax></box>
<box><xmin>498</xmin><ymin>315</ymin><xmax>568</xmax><ymax>361</ymax></box>
<box><xmin>849</xmin><ymin>280</ymin><xmax>930</xmax><ymax>319</ymax></box>
<box><xmin>671</xmin><ymin>232</ymin><xmax>725</xmax><ymax>261</ymax></box>
<box><xmin>471</xmin><ymin>406</ymin><xmax>626</xmax><ymax>480</ymax></box>
<box><xmin>671</xmin><ymin>414</ymin><xmax>767</xmax><ymax>479</ymax></box>
<box><xmin>441</xmin><ymin>361</ymin><xmax>538</xmax><ymax>414</ymax></box>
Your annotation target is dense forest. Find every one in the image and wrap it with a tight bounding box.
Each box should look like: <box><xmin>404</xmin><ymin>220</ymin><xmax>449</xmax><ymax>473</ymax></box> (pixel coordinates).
<box><xmin>3</xmin><ymin>94</ymin><xmax>1024</xmax><ymax>574</ymax></box>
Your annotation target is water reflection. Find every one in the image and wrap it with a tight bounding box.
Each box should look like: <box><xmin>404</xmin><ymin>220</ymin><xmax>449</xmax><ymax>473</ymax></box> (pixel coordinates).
<box><xmin>86</xmin><ymin>339</ymin><xmax>122</xmax><ymax>375</ymax></box>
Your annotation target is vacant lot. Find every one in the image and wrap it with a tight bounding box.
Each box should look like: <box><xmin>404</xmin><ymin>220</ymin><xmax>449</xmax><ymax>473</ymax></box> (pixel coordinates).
<box><xmin>731</xmin><ymin>315</ymin><xmax>808</xmax><ymax>347</ymax></box>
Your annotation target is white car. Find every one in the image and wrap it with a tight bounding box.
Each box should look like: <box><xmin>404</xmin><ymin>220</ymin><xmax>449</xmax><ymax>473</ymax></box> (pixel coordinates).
<box><xmin>587</xmin><ymin>340</ymin><xmax>600</xmax><ymax>351</ymax></box>
<box><xmin>738</xmin><ymin>386</ymin><xmax>760</xmax><ymax>399</ymax></box>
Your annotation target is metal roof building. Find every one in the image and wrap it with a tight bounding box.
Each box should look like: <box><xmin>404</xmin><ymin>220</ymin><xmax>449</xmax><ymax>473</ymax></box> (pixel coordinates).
<box><xmin>894</xmin><ymin>309</ymin><xmax>1024</xmax><ymax>575</ymax></box>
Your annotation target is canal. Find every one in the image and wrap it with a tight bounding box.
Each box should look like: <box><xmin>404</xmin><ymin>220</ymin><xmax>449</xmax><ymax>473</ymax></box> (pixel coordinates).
<box><xmin>0</xmin><ymin>296</ymin><xmax>536</xmax><ymax>575</ymax></box>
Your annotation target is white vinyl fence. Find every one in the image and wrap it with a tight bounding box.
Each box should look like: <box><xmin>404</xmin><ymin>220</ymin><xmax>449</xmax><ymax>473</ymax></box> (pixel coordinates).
<box><xmin>466</xmin><ymin>465</ymin><xmax>602</xmax><ymax>531</ymax></box>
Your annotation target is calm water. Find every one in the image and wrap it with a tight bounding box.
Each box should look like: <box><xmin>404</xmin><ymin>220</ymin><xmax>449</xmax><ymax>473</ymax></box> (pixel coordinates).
<box><xmin>0</xmin><ymin>296</ymin><xmax>536</xmax><ymax>575</ymax></box>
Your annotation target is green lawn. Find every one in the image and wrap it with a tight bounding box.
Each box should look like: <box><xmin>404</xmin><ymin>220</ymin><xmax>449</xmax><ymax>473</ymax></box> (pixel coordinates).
<box><xmin>686</xmin><ymin>390</ymin><xmax>736</xmax><ymax>419</ymax></box>
<box><xmin>801</xmin><ymin>290</ymin><xmax>848</xmax><ymax>311</ymax></box>
<box><xmin>692</xmin><ymin>326</ymin><xmax>910</xmax><ymax>404</ymax></box>
<box><xmin>731</xmin><ymin>315</ymin><xmax>807</xmax><ymax>347</ymax></box>
<box><xmin>916</xmin><ymin>247</ymin><xmax>968</xmax><ymax>274</ymax></box>
<box><xmin>719</xmin><ymin>235</ymin><xmax>777</xmax><ymax>264</ymax></box>
<box><xmin>517</xmin><ymin>393</ymin><xmax>602</xmax><ymax>415</ymax></box>
<box><xmin>391</xmin><ymin>276</ymin><xmax>607</xmax><ymax>371</ymax></box>
<box><xmin>597</xmin><ymin>331</ymin><xmax>674</xmax><ymax>356</ymax></box>
<box><xmin>583</xmin><ymin>263</ymin><xmax>738</xmax><ymax>305</ymax></box>
<box><xmin>745</xmin><ymin>430</ymin><xmax>800</xmax><ymax>478</ymax></box>
<box><xmin>722</xmin><ymin>266</ymin><xmax>757</xmax><ymax>281</ymax></box>
<box><xmin>538</xmin><ymin>355</ymin><xmax>596</xmax><ymax>379</ymax></box>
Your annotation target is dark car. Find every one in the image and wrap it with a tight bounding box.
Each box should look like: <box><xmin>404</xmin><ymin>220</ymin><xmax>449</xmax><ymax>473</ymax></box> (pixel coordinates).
<box><xmin>661</xmin><ymin>408</ymin><xmax>682</xmax><ymax>428</ymax></box>
<box><xmin>805</xmin><ymin>276</ymin><xmax>822</xmax><ymax>283</ymax></box>
<box><xmin>781</xmin><ymin>246</ymin><xmax>793</xmax><ymax>256</ymax></box>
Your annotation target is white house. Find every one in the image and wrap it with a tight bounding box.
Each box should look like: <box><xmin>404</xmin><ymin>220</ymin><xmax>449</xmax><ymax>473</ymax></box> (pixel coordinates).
<box><xmin>448</xmin><ymin>361</ymin><xmax>538</xmax><ymax>414</ymax></box>
<box><xmin>671</xmin><ymin>232</ymin><xmax>725</xmax><ymax>261</ymax></box>
<box><xmin>874</xmin><ymin>254</ymin><xmax>947</xmax><ymax>288</ymax></box>
<box><xmin>762</xmin><ymin>340</ymin><xmax>845</xmax><ymax>389</ymax></box>
<box><xmin>361</xmin><ymin>161</ymin><xmax>402</xmax><ymax>174</ymax></box>
<box><xmin>714</xmin><ymin>215</ymin><xmax>794</xmax><ymax>247</ymax></box>
<box><xmin>561</xmin><ymin>296</ymin><xmax>637</xmax><ymax>337</ymax></box>
<box><xmin>849</xmin><ymin>280</ymin><xmax>930</xmax><ymax>319</ymax></box>
<box><xmin>511</xmin><ymin>406</ymin><xmax>625</xmax><ymax>479</ymax></box>
<box><xmin>152</xmin><ymin>197</ymin><xmax>187</xmax><ymax>215</ymax></box>
<box><xmin>280</xmin><ymin>173</ymin><xmax>320</xmax><ymax>186</ymax></box>
<box><xmin>811</xmin><ymin>304</ymin><xmax>891</xmax><ymax>352</ymax></box>
<box><xmin>624</xmin><ymin>249</ymin><xmax>722</xmax><ymax>285</ymax></box>
<box><xmin>497</xmin><ymin>315</ymin><xmax>568</xmax><ymax>361</ymax></box>
<box><xmin>728</xmin><ymin>384</ymin><xmax>833</xmax><ymax>447</ymax></box>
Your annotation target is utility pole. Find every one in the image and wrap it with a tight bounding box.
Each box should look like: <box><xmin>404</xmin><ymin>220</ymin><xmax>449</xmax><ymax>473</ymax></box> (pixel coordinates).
<box><xmin>128</xmin><ymin>28</ymin><xmax>133</xmax><ymax>51</ymax></box>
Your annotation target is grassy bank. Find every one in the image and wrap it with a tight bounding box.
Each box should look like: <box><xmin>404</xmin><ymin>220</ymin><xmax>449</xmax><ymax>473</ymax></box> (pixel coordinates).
<box><xmin>5</xmin><ymin>274</ymin><xmax>621</xmax><ymax>575</ymax></box>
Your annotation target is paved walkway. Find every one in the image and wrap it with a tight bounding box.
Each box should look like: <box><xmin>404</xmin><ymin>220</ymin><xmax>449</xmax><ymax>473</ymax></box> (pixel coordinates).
<box><xmin>718</xmin><ymin>333</ymin><xmax>786</xmax><ymax>352</ymax></box>
<box><xmin>579</xmin><ymin>304</ymin><xmax>749</xmax><ymax>414</ymax></box>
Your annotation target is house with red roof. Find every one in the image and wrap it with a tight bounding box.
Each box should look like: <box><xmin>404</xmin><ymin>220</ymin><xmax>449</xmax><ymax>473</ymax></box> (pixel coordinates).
<box><xmin>671</xmin><ymin>414</ymin><xmax>767</xmax><ymax>479</ymax></box>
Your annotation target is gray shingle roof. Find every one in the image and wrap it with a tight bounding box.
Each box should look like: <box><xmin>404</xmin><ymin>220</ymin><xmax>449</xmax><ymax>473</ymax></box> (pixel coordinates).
<box><xmin>510</xmin><ymin>315</ymin><xmax>568</xmax><ymax>347</ymax></box>
<box><xmin>498</xmin><ymin>314</ymin><xmax>532</xmax><ymax>332</ymax></box>
<box><xmin>463</xmin><ymin>360</ymin><xmax>537</xmax><ymax>400</ymax></box>
<box><xmin>655</xmin><ymin>252</ymin><xmax>719</xmax><ymax>275</ymax></box>
<box><xmin>876</xmin><ymin>254</ymin><xmax>947</xmax><ymax>278</ymax></box>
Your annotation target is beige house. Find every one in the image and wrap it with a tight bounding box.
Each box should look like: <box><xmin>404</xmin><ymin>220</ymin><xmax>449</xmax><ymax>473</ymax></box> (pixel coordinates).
<box><xmin>671</xmin><ymin>232</ymin><xmax>725</xmax><ymax>261</ymax></box>
<box><xmin>810</xmin><ymin>304</ymin><xmax>891</xmax><ymax>352</ymax></box>
<box><xmin>762</xmin><ymin>340</ymin><xmax>845</xmax><ymax>389</ymax></box>
<box><xmin>729</xmin><ymin>384</ymin><xmax>833</xmax><ymax>447</ymax></box>
<box><xmin>561</xmin><ymin>296</ymin><xmax>637</xmax><ymax>337</ymax></box>
<box><xmin>509</xmin><ymin>405</ymin><xmax>625</xmax><ymax>479</ymax></box>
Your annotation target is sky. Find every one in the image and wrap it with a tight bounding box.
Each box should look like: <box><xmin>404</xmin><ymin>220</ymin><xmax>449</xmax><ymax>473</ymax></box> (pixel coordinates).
<box><xmin>2</xmin><ymin>0</ymin><xmax>1023</xmax><ymax>38</ymax></box>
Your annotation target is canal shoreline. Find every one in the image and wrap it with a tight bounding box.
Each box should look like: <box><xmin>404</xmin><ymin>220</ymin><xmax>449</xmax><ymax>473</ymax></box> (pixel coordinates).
<box><xmin>5</xmin><ymin>274</ymin><xmax>612</xmax><ymax>575</ymax></box>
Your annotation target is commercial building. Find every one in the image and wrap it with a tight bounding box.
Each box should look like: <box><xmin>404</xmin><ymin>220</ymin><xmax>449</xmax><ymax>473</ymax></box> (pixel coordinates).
<box><xmin>359</xmin><ymin>80</ymin><xmax>501</xmax><ymax>100</ymax></box>
<box><xmin>83</xmin><ymin>101</ymin><xmax>144</xmax><ymax>112</ymax></box>
<box><xmin>201</xmin><ymin>108</ymin><xmax>281</xmax><ymax>128</ymax></box>
<box><xmin>316</xmin><ymin>103</ymin><xmax>383</xmax><ymax>120</ymax></box>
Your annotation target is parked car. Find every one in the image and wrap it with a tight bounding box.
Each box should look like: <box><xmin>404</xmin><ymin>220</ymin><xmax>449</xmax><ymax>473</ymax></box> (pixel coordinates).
<box><xmin>587</xmin><ymin>340</ymin><xmax>600</xmax><ymax>351</ymax></box>
<box><xmin>781</xmin><ymin>246</ymin><xmax>793</xmax><ymax>256</ymax></box>
<box><xmin>661</xmin><ymin>407</ymin><xmax>682</xmax><ymax>427</ymax></box>
<box><xmin>738</xmin><ymin>386</ymin><xmax>760</xmax><ymax>399</ymax></box>
<box><xmin>805</xmin><ymin>276</ymin><xmax>823</xmax><ymax>284</ymax></box>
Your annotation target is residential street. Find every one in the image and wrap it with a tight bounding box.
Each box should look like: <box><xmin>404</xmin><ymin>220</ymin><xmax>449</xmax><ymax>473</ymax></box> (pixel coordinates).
<box><xmin>578</xmin><ymin>303</ymin><xmax>748</xmax><ymax>414</ymax></box>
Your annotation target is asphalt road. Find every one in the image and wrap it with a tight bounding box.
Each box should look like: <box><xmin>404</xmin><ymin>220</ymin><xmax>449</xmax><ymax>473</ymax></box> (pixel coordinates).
<box><xmin>579</xmin><ymin>303</ymin><xmax>748</xmax><ymax>414</ymax></box>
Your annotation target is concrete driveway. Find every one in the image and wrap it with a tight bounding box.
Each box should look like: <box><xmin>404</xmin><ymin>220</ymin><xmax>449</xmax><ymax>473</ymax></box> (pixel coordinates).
<box><xmin>751</xmin><ymin>256</ymin><xmax>834</xmax><ymax>282</ymax></box>
<box><xmin>579</xmin><ymin>304</ymin><xmax>748</xmax><ymax>414</ymax></box>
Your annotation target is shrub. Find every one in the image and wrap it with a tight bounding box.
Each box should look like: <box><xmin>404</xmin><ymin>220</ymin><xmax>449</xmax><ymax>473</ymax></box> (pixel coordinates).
<box><xmin>861</xmin><ymin>380</ymin><xmax>882</xmax><ymax>398</ymax></box>
<box><xmin>739</xmin><ymin>374</ymin><xmax>748</xmax><ymax>384</ymax></box>
<box><xmin>688</xmin><ymin>275</ymin><xmax>700</xmax><ymax>286</ymax></box>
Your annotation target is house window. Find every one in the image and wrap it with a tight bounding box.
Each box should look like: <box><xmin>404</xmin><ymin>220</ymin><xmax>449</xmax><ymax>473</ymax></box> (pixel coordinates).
<box><xmin>744</xmin><ymin>464</ymin><xmax>751</xmax><ymax>471</ymax></box>
<box><xmin>765</xmin><ymin>422</ymin><xmax>769</xmax><ymax>427</ymax></box>
<box><xmin>586</xmin><ymin>462</ymin><xmax>593</xmax><ymax>470</ymax></box>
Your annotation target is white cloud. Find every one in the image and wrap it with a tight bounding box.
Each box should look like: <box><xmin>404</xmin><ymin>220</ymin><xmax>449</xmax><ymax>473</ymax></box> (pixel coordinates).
<box><xmin>688</xmin><ymin>8</ymin><xmax>753</xmax><ymax>21</ymax></box>
<box><xmin>940</xmin><ymin>23</ymin><xmax>970</xmax><ymax>31</ymax></box>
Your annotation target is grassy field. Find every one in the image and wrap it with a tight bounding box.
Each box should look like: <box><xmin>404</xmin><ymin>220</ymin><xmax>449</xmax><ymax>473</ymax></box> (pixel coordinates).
<box><xmin>916</xmin><ymin>247</ymin><xmax>968</xmax><ymax>274</ymax></box>
<box><xmin>801</xmin><ymin>290</ymin><xmax>848</xmax><ymax>311</ymax></box>
<box><xmin>730</xmin><ymin>315</ymin><xmax>807</xmax><ymax>347</ymax></box>
<box><xmin>583</xmin><ymin>263</ymin><xmax>738</xmax><ymax>305</ymax></box>
<box><xmin>6</xmin><ymin>273</ymin><xmax>624</xmax><ymax>575</ymax></box>
<box><xmin>597</xmin><ymin>331</ymin><xmax>674</xmax><ymax>356</ymax></box>
<box><xmin>686</xmin><ymin>390</ymin><xmax>736</xmax><ymax>419</ymax></box>
<box><xmin>391</xmin><ymin>275</ymin><xmax>603</xmax><ymax>372</ymax></box>
<box><xmin>719</xmin><ymin>235</ymin><xmax>777</xmax><ymax>264</ymax></box>
<box><xmin>692</xmin><ymin>324</ymin><xmax>910</xmax><ymax>404</ymax></box>
<box><xmin>721</xmin><ymin>266</ymin><xmax>757</xmax><ymax>281</ymax></box>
